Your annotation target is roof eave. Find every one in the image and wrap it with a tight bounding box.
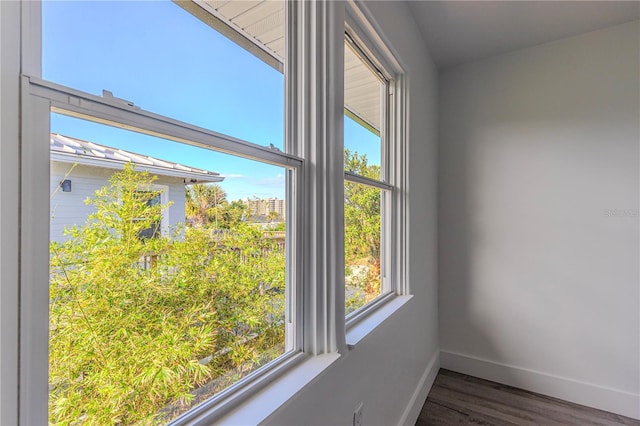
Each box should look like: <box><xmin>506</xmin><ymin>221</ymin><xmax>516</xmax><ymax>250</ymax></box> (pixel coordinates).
<box><xmin>51</xmin><ymin>152</ymin><xmax>224</xmax><ymax>183</ymax></box>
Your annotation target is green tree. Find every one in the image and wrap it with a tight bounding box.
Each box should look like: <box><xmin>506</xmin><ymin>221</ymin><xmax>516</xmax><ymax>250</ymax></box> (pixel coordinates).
<box><xmin>267</xmin><ymin>211</ymin><xmax>281</xmax><ymax>222</ymax></box>
<box><xmin>49</xmin><ymin>164</ymin><xmax>285</xmax><ymax>424</ymax></box>
<box><xmin>186</xmin><ymin>184</ymin><xmax>247</xmax><ymax>229</ymax></box>
<box><xmin>272</xmin><ymin>221</ymin><xmax>286</xmax><ymax>232</ymax></box>
<box><xmin>185</xmin><ymin>183</ymin><xmax>227</xmax><ymax>227</ymax></box>
<box><xmin>344</xmin><ymin>149</ymin><xmax>381</xmax><ymax>313</ymax></box>
<box><xmin>217</xmin><ymin>200</ymin><xmax>248</xmax><ymax>229</ymax></box>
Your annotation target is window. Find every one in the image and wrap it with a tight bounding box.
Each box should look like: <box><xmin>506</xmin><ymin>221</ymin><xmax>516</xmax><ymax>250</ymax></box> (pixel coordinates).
<box><xmin>135</xmin><ymin>190</ymin><xmax>163</xmax><ymax>240</ymax></box>
<box><xmin>14</xmin><ymin>0</ymin><xmax>407</xmax><ymax>423</ymax></box>
<box><xmin>47</xmin><ymin>119</ymin><xmax>295</xmax><ymax>423</ymax></box>
<box><xmin>344</xmin><ymin>28</ymin><xmax>400</xmax><ymax>319</ymax></box>
<box><xmin>40</xmin><ymin>1</ymin><xmax>299</xmax><ymax>424</ymax></box>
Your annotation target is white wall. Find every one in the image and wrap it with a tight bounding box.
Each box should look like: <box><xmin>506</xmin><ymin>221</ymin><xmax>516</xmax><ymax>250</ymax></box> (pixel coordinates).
<box><xmin>50</xmin><ymin>162</ymin><xmax>187</xmax><ymax>242</ymax></box>
<box><xmin>439</xmin><ymin>20</ymin><xmax>639</xmax><ymax>418</ymax></box>
<box><xmin>264</xmin><ymin>2</ymin><xmax>439</xmax><ymax>425</ymax></box>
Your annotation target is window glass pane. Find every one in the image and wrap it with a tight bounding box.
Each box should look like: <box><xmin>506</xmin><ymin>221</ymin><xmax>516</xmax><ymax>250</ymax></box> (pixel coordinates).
<box><xmin>49</xmin><ymin>114</ymin><xmax>290</xmax><ymax>424</ymax></box>
<box><xmin>344</xmin><ymin>182</ymin><xmax>383</xmax><ymax>315</ymax></box>
<box><xmin>135</xmin><ymin>191</ymin><xmax>162</xmax><ymax>240</ymax></box>
<box><xmin>344</xmin><ymin>41</ymin><xmax>383</xmax><ymax>178</ymax></box>
<box><xmin>43</xmin><ymin>1</ymin><xmax>285</xmax><ymax>150</ymax></box>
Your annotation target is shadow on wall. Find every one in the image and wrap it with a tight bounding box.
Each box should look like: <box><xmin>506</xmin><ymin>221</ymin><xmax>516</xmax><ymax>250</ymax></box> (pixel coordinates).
<box><xmin>437</xmin><ymin>122</ymin><xmax>516</xmax><ymax>374</ymax></box>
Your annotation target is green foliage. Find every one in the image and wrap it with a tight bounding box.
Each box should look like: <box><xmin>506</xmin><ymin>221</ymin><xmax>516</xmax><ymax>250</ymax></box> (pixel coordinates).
<box><xmin>49</xmin><ymin>148</ymin><xmax>383</xmax><ymax>420</ymax></box>
<box><xmin>219</xmin><ymin>200</ymin><xmax>248</xmax><ymax>228</ymax></box>
<box><xmin>266</xmin><ymin>211</ymin><xmax>281</xmax><ymax>222</ymax></box>
<box><xmin>272</xmin><ymin>221</ymin><xmax>286</xmax><ymax>232</ymax></box>
<box><xmin>344</xmin><ymin>149</ymin><xmax>381</xmax><ymax>314</ymax></box>
<box><xmin>186</xmin><ymin>184</ymin><xmax>247</xmax><ymax>229</ymax></box>
<box><xmin>49</xmin><ymin>164</ymin><xmax>285</xmax><ymax>424</ymax></box>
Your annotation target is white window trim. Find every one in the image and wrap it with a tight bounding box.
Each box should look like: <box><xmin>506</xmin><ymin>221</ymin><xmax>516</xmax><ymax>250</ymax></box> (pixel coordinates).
<box><xmin>19</xmin><ymin>2</ymin><xmax>304</xmax><ymax>424</ymax></box>
<box><xmin>343</xmin><ymin>0</ymin><xmax>410</xmax><ymax>336</ymax></box>
<box><xmin>0</xmin><ymin>1</ymin><xmax>22</xmax><ymax>424</ymax></box>
<box><xmin>23</xmin><ymin>80</ymin><xmax>306</xmax><ymax>424</ymax></box>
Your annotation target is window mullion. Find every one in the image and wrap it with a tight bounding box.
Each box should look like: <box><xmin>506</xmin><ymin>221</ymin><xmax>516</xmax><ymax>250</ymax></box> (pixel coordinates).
<box><xmin>295</xmin><ymin>0</ymin><xmax>346</xmax><ymax>356</ymax></box>
<box><xmin>18</xmin><ymin>1</ymin><xmax>49</xmax><ymax>423</ymax></box>
<box><xmin>1</xmin><ymin>1</ymin><xmax>22</xmax><ymax>424</ymax></box>
<box><xmin>20</xmin><ymin>90</ymin><xmax>51</xmax><ymax>426</ymax></box>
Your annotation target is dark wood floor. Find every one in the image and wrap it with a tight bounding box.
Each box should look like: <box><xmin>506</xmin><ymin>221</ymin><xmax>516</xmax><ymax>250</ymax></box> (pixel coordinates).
<box><xmin>416</xmin><ymin>369</ymin><xmax>640</xmax><ymax>426</ymax></box>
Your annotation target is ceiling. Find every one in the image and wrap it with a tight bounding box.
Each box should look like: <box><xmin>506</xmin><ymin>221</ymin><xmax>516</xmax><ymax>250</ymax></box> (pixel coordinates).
<box><xmin>406</xmin><ymin>1</ymin><xmax>640</xmax><ymax>69</ymax></box>
<box><xmin>181</xmin><ymin>0</ymin><xmax>639</xmax><ymax>126</ymax></box>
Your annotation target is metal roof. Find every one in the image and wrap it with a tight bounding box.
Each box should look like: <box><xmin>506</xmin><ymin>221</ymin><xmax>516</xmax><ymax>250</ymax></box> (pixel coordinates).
<box><xmin>50</xmin><ymin>133</ymin><xmax>224</xmax><ymax>184</ymax></box>
<box><xmin>184</xmin><ymin>0</ymin><xmax>383</xmax><ymax>134</ymax></box>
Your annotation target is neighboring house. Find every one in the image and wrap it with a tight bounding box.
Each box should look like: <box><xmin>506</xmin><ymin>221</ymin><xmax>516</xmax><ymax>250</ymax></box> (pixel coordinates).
<box><xmin>50</xmin><ymin>133</ymin><xmax>224</xmax><ymax>242</ymax></box>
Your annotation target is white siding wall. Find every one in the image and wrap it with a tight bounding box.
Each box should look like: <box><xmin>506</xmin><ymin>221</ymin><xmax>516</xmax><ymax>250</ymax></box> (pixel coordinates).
<box><xmin>50</xmin><ymin>162</ymin><xmax>187</xmax><ymax>242</ymax></box>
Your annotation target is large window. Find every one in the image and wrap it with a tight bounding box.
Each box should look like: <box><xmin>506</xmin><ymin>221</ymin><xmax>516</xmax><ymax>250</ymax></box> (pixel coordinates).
<box><xmin>344</xmin><ymin>32</ymin><xmax>396</xmax><ymax>317</ymax></box>
<box><xmin>48</xmin><ymin>118</ymin><xmax>294</xmax><ymax>424</ymax></box>
<box><xmin>41</xmin><ymin>1</ymin><xmax>298</xmax><ymax>424</ymax></box>
<box><xmin>13</xmin><ymin>0</ymin><xmax>407</xmax><ymax>424</ymax></box>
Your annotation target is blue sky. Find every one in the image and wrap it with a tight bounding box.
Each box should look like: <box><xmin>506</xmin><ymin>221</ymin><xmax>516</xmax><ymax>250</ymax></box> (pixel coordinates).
<box><xmin>44</xmin><ymin>0</ymin><xmax>379</xmax><ymax>201</ymax></box>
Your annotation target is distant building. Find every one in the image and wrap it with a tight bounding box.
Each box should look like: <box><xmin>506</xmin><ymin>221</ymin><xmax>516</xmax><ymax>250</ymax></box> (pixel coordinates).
<box><xmin>50</xmin><ymin>133</ymin><xmax>223</xmax><ymax>242</ymax></box>
<box><xmin>243</xmin><ymin>197</ymin><xmax>286</xmax><ymax>221</ymax></box>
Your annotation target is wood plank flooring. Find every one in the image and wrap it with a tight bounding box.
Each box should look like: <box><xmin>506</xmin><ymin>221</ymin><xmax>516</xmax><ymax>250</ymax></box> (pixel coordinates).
<box><xmin>416</xmin><ymin>369</ymin><xmax>639</xmax><ymax>426</ymax></box>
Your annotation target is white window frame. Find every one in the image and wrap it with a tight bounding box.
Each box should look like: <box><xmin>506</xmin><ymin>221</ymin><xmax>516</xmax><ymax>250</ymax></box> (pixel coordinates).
<box><xmin>4</xmin><ymin>0</ymin><xmax>408</xmax><ymax>424</ymax></box>
<box><xmin>16</xmin><ymin>1</ymin><xmax>313</xmax><ymax>424</ymax></box>
<box><xmin>24</xmin><ymin>80</ymin><xmax>307</xmax><ymax>424</ymax></box>
<box><xmin>343</xmin><ymin>2</ymin><xmax>409</xmax><ymax>330</ymax></box>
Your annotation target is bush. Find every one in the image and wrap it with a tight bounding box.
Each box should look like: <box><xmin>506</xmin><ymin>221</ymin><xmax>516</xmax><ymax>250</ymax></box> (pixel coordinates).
<box><xmin>49</xmin><ymin>165</ymin><xmax>285</xmax><ymax>424</ymax></box>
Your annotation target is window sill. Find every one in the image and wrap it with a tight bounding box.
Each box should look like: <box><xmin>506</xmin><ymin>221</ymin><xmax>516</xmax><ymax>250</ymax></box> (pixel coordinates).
<box><xmin>346</xmin><ymin>294</ymin><xmax>413</xmax><ymax>348</ymax></box>
<box><xmin>187</xmin><ymin>294</ymin><xmax>412</xmax><ymax>425</ymax></box>
<box><xmin>190</xmin><ymin>352</ymin><xmax>341</xmax><ymax>425</ymax></box>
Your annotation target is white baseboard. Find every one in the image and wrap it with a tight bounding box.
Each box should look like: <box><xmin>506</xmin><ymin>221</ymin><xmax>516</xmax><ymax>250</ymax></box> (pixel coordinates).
<box><xmin>441</xmin><ymin>350</ymin><xmax>640</xmax><ymax>420</ymax></box>
<box><xmin>398</xmin><ymin>350</ymin><xmax>440</xmax><ymax>425</ymax></box>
